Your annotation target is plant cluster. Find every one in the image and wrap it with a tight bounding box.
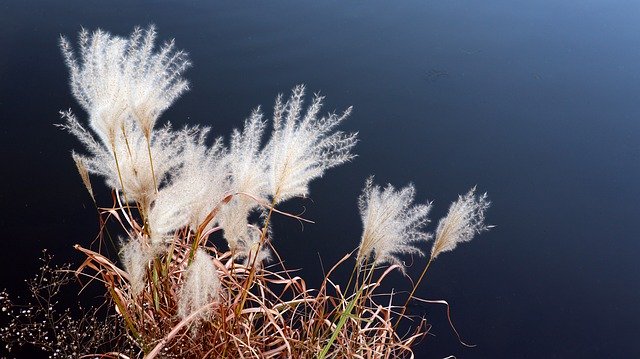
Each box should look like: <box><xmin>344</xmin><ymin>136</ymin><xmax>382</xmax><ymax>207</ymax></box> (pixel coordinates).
<box><xmin>1</xmin><ymin>26</ymin><xmax>491</xmax><ymax>358</ymax></box>
<box><xmin>0</xmin><ymin>252</ymin><xmax>136</xmax><ymax>357</ymax></box>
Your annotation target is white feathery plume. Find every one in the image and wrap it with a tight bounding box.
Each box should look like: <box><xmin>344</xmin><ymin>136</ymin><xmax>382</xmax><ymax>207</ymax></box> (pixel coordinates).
<box><xmin>178</xmin><ymin>249</ymin><xmax>221</xmax><ymax>321</ymax></box>
<box><xmin>59</xmin><ymin>26</ymin><xmax>191</xmax><ymax>206</ymax></box>
<box><xmin>218</xmin><ymin>109</ymin><xmax>268</xmax><ymax>250</ymax></box>
<box><xmin>234</xmin><ymin>226</ymin><xmax>272</xmax><ymax>266</ymax></box>
<box><xmin>119</xmin><ymin>237</ymin><xmax>162</xmax><ymax>296</ymax></box>
<box><xmin>59</xmin><ymin>110</ymin><xmax>188</xmax><ymax>205</ymax></box>
<box><xmin>228</xmin><ymin>108</ymin><xmax>268</xmax><ymax>199</ymax></box>
<box><xmin>147</xmin><ymin>129</ymin><xmax>229</xmax><ymax>242</ymax></box>
<box><xmin>60</xmin><ymin>26</ymin><xmax>190</xmax><ymax>143</ymax></box>
<box><xmin>122</xmin><ymin>26</ymin><xmax>191</xmax><ymax>137</ymax></box>
<box><xmin>357</xmin><ymin>177</ymin><xmax>432</xmax><ymax>272</ymax></box>
<box><xmin>60</xmin><ymin>28</ymin><xmax>129</xmax><ymax>146</ymax></box>
<box><xmin>431</xmin><ymin>187</ymin><xmax>491</xmax><ymax>260</ymax></box>
<box><xmin>266</xmin><ymin>85</ymin><xmax>357</xmax><ymax>202</ymax></box>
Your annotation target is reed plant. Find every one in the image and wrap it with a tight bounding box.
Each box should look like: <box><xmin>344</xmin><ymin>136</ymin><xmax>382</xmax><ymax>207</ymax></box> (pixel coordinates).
<box><xmin>1</xmin><ymin>26</ymin><xmax>491</xmax><ymax>358</ymax></box>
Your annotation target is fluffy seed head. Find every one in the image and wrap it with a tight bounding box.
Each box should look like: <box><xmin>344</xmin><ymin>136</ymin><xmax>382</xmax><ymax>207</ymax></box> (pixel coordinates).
<box><xmin>431</xmin><ymin>187</ymin><xmax>491</xmax><ymax>260</ymax></box>
<box><xmin>146</xmin><ymin>129</ymin><xmax>229</xmax><ymax>242</ymax></box>
<box><xmin>218</xmin><ymin>109</ymin><xmax>269</xmax><ymax>250</ymax></box>
<box><xmin>60</xmin><ymin>26</ymin><xmax>190</xmax><ymax>144</ymax></box>
<box><xmin>59</xmin><ymin>110</ymin><xmax>195</xmax><ymax>205</ymax></box>
<box><xmin>178</xmin><ymin>249</ymin><xmax>221</xmax><ymax>321</ymax></box>
<box><xmin>119</xmin><ymin>237</ymin><xmax>162</xmax><ymax>296</ymax></box>
<box><xmin>266</xmin><ymin>85</ymin><xmax>357</xmax><ymax>202</ymax></box>
<box><xmin>357</xmin><ymin>177</ymin><xmax>432</xmax><ymax>272</ymax></box>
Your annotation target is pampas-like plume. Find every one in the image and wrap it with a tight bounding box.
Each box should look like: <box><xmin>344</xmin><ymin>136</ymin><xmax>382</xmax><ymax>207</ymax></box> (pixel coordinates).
<box><xmin>119</xmin><ymin>237</ymin><xmax>160</xmax><ymax>296</ymax></box>
<box><xmin>72</xmin><ymin>151</ymin><xmax>94</xmax><ymax>201</ymax></box>
<box><xmin>431</xmin><ymin>187</ymin><xmax>491</xmax><ymax>260</ymax></box>
<box><xmin>356</xmin><ymin>177</ymin><xmax>432</xmax><ymax>271</ymax></box>
<box><xmin>60</xmin><ymin>29</ymin><xmax>128</xmax><ymax>145</ymax></box>
<box><xmin>59</xmin><ymin>26</ymin><xmax>191</xmax><ymax>205</ymax></box>
<box><xmin>60</xmin><ymin>26</ymin><xmax>190</xmax><ymax>144</ymax></box>
<box><xmin>146</xmin><ymin>128</ymin><xmax>229</xmax><ymax>242</ymax></box>
<box><xmin>267</xmin><ymin>85</ymin><xmax>357</xmax><ymax>202</ymax></box>
<box><xmin>121</xmin><ymin>26</ymin><xmax>191</xmax><ymax>138</ymax></box>
<box><xmin>178</xmin><ymin>249</ymin><xmax>221</xmax><ymax>321</ymax></box>
<box><xmin>59</xmin><ymin>110</ymin><xmax>190</xmax><ymax>205</ymax></box>
<box><xmin>218</xmin><ymin>109</ymin><xmax>268</xmax><ymax>250</ymax></box>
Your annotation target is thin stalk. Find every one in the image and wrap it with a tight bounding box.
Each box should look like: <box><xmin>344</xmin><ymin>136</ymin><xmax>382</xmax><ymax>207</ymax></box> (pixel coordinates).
<box><xmin>107</xmin><ymin>286</ymin><xmax>140</xmax><ymax>342</ymax></box>
<box><xmin>164</xmin><ymin>237</ymin><xmax>176</xmax><ymax>277</ymax></box>
<box><xmin>111</xmin><ymin>143</ymin><xmax>135</xmax><ymax>223</ymax></box>
<box><xmin>188</xmin><ymin>228</ymin><xmax>202</xmax><ymax>264</ymax></box>
<box><xmin>235</xmin><ymin>195</ymin><xmax>278</xmax><ymax>317</ymax></box>
<box><xmin>151</xmin><ymin>259</ymin><xmax>161</xmax><ymax>311</ymax></box>
<box><xmin>144</xmin><ymin>132</ymin><xmax>158</xmax><ymax>193</ymax></box>
<box><xmin>343</xmin><ymin>260</ymin><xmax>359</xmax><ymax>296</ymax></box>
<box><xmin>394</xmin><ymin>256</ymin><xmax>434</xmax><ymax>329</ymax></box>
<box><xmin>318</xmin><ymin>264</ymin><xmax>375</xmax><ymax>359</ymax></box>
<box><xmin>359</xmin><ymin>262</ymin><xmax>376</xmax><ymax>309</ymax></box>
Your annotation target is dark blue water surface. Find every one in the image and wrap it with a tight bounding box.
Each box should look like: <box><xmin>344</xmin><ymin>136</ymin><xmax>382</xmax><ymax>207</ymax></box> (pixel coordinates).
<box><xmin>1</xmin><ymin>1</ymin><xmax>639</xmax><ymax>357</ymax></box>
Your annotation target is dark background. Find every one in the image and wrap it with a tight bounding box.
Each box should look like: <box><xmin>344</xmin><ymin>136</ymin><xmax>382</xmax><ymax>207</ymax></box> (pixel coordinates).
<box><xmin>1</xmin><ymin>1</ymin><xmax>639</xmax><ymax>357</ymax></box>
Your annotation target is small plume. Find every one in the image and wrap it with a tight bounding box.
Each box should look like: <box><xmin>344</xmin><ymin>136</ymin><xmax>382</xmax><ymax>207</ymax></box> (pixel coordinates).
<box><xmin>72</xmin><ymin>151</ymin><xmax>94</xmax><ymax>201</ymax></box>
<box><xmin>178</xmin><ymin>249</ymin><xmax>221</xmax><ymax>321</ymax></box>
<box><xmin>431</xmin><ymin>187</ymin><xmax>491</xmax><ymax>260</ymax></box>
<box><xmin>146</xmin><ymin>128</ymin><xmax>228</xmax><ymax>242</ymax></box>
<box><xmin>123</xmin><ymin>26</ymin><xmax>191</xmax><ymax>138</ymax></box>
<box><xmin>219</xmin><ymin>109</ymin><xmax>268</xmax><ymax>250</ymax></box>
<box><xmin>357</xmin><ymin>177</ymin><xmax>432</xmax><ymax>272</ymax></box>
<box><xmin>234</xmin><ymin>225</ymin><xmax>271</xmax><ymax>266</ymax></box>
<box><xmin>119</xmin><ymin>237</ymin><xmax>161</xmax><ymax>296</ymax></box>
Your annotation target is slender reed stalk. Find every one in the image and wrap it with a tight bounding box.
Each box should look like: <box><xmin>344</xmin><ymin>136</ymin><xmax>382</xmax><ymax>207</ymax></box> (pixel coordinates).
<box><xmin>395</xmin><ymin>256</ymin><xmax>433</xmax><ymax>329</ymax></box>
<box><xmin>144</xmin><ymin>133</ymin><xmax>158</xmax><ymax>194</ymax></box>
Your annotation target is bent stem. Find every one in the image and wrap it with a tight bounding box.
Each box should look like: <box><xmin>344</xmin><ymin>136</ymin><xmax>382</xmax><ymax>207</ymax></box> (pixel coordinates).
<box><xmin>235</xmin><ymin>195</ymin><xmax>278</xmax><ymax>317</ymax></box>
<box><xmin>395</xmin><ymin>256</ymin><xmax>434</xmax><ymax>329</ymax></box>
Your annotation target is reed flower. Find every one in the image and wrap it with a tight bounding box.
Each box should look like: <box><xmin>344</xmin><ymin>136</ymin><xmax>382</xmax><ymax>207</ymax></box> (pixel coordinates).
<box><xmin>14</xmin><ymin>25</ymin><xmax>494</xmax><ymax>358</ymax></box>
<box><xmin>60</xmin><ymin>28</ymin><xmax>129</xmax><ymax>146</ymax></box>
<box><xmin>218</xmin><ymin>109</ymin><xmax>269</xmax><ymax>250</ymax></box>
<box><xmin>431</xmin><ymin>187</ymin><xmax>491</xmax><ymax>260</ymax></box>
<box><xmin>356</xmin><ymin>177</ymin><xmax>432</xmax><ymax>271</ymax></box>
<box><xmin>266</xmin><ymin>85</ymin><xmax>357</xmax><ymax>202</ymax></box>
<box><xmin>121</xmin><ymin>26</ymin><xmax>191</xmax><ymax>138</ymax></box>
<box><xmin>59</xmin><ymin>110</ymin><xmax>190</xmax><ymax>205</ymax></box>
<box><xmin>119</xmin><ymin>237</ymin><xmax>161</xmax><ymax>296</ymax></box>
<box><xmin>60</xmin><ymin>26</ymin><xmax>190</xmax><ymax>143</ymax></box>
<box><xmin>177</xmin><ymin>249</ymin><xmax>221</xmax><ymax>321</ymax></box>
<box><xmin>146</xmin><ymin>128</ymin><xmax>229</xmax><ymax>241</ymax></box>
<box><xmin>59</xmin><ymin>26</ymin><xmax>191</xmax><ymax>206</ymax></box>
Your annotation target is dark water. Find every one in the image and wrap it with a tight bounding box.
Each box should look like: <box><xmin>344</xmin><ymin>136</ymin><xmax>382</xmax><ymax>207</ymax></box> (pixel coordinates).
<box><xmin>1</xmin><ymin>1</ymin><xmax>639</xmax><ymax>357</ymax></box>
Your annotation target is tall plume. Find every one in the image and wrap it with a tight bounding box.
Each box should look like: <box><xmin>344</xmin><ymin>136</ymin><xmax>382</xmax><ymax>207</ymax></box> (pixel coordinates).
<box><xmin>59</xmin><ymin>25</ymin><xmax>190</xmax><ymax>144</ymax></box>
<box><xmin>59</xmin><ymin>27</ymin><xmax>191</xmax><ymax>205</ymax></box>
<box><xmin>431</xmin><ymin>187</ymin><xmax>491</xmax><ymax>260</ymax></box>
<box><xmin>266</xmin><ymin>85</ymin><xmax>357</xmax><ymax>203</ymax></box>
